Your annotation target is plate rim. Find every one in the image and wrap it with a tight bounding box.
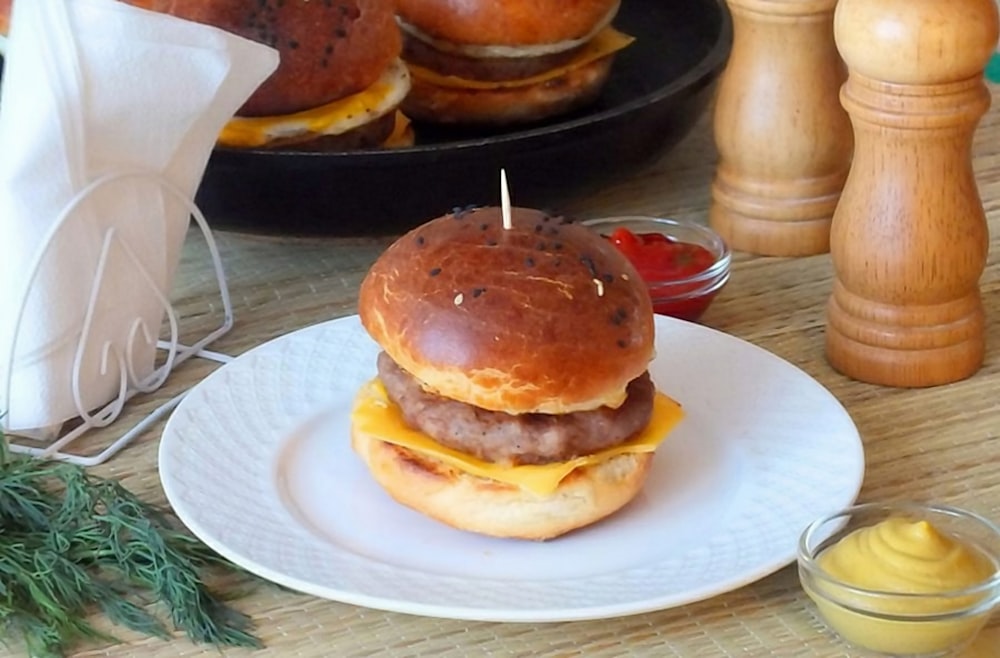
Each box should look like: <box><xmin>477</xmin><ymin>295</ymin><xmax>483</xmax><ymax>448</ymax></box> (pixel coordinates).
<box><xmin>159</xmin><ymin>314</ymin><xmax>865</xmax><ymax>623</ymax></box>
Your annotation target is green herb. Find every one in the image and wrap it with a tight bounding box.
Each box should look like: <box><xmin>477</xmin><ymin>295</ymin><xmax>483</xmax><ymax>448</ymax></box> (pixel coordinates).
<box><xmin>0</xmin><ymin>431</ymin><xmax>262</xmax><ymax>657</ymax></box>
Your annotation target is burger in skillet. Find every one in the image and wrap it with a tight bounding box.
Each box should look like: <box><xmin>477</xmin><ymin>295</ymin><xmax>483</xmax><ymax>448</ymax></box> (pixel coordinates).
<box><xmin>0</xmin><ymin>0</ymin><xmax>8</xmax><ymax>47</ymax></box>
<box><xmin>394</xmin><ymin>0</ymin><xmax>635</xmax><ymax>126</ymax></box>
<box><xmin>133</xmin><ymin>0</ymin><xmax>413</xmax><ymax>149</ymax></box>
<box><xmin>0</xmin><ymin>0</ymin><xmax>411</xmax><ymax>148</ymax></box>
<box><xmin>352</xmin><ymin>206</ymin><xmax>684</xmax><ymax>540</ymax></box>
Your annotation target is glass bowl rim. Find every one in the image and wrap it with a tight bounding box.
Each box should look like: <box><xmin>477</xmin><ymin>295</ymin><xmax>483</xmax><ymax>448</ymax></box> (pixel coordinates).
<box><xmin>581</xmin><ymin>215</ymin><xmax>732</xmax><ymax>286</ymax></box>
<box><xmin>648</xmin><ymin>271</ymin><xmax>730</xmax><ymax>301</ymax></box>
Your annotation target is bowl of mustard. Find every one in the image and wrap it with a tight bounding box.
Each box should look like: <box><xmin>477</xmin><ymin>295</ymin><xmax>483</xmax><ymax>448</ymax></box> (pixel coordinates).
<box><xmin>797</xmin><ymin>502</ymin><xmax>1000</xmax><ymax>657</ymax></box>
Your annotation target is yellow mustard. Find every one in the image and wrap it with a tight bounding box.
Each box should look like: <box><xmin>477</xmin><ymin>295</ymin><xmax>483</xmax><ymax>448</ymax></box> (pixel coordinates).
<box><xmin>806</xmin><ymin>517</ymin><xmax>997</xmax><ymax>655</ymax></box>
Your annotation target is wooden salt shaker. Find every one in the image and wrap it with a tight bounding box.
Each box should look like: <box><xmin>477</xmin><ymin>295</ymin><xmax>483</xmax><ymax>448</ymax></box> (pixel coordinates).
<box><xmin>710</xmin><ymin>0</ymin><xmax>852</xmax><ymax>256</ymax></box>
<box><xmin>825</xmin><ymin>0</ymin><xmax>999</xmax><ymax>387</ymax></box>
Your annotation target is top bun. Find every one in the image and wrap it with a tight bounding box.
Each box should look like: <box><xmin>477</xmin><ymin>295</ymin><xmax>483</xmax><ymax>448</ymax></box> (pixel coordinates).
<box><xmin>140</xmin><ymin>0</ymin><xmax>401</xmax><ymax>116</ymax></box>
<box><xmin>359</xmin><ymin>206</ymin><xmax>654</xmax><ymax>415</ymax></box>
<box><xmin>395</xmin><ymin>0</ymin><xmax>620</xmax><ymax>47</ymax></box>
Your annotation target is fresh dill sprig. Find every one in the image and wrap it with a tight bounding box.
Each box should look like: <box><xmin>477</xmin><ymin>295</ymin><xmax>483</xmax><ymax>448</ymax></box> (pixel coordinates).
<box><xmin>0</xmin><ymin>431</ymin><xmax>263</xmax><ymax>657</ymax></box>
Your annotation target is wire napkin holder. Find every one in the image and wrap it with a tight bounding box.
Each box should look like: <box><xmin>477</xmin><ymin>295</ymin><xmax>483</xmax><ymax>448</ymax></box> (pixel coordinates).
<box><xmin>2</xmin><ymin>170</ymin><xmax>232</xmax><ymax>466</ymax></box>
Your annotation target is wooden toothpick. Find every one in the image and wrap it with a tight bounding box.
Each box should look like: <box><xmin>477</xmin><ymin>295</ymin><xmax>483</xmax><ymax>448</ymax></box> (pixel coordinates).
<box><xmin>500</xmin><ymin>168</ymin><xmax>512</xmax><ymax>230</ymax></box>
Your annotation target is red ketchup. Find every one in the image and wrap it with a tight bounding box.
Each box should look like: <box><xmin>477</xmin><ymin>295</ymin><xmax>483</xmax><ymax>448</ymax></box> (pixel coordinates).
<box><xmin>605</xmin><ymin>227</ymin><xmax>721</xmax><ymax>321</ymax></box>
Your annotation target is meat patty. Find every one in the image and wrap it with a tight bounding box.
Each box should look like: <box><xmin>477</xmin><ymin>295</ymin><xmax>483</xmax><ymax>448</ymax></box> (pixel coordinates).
<box><xmin>402</xmin><ymin>33</ymin><xmax>584</xmax><ymax>82</ymax></box>
<box><xmin>376</xmin><ymin>351</ymin><xmax>655</xmax><ymax>466</ymax></box>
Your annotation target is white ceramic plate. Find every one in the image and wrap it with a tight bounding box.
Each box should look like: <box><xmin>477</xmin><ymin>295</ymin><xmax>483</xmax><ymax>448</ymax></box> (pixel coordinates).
<box><xmin>159</xmin><ymin>314</ymin><xmax>864</xmax><ymax>622</ymax></box>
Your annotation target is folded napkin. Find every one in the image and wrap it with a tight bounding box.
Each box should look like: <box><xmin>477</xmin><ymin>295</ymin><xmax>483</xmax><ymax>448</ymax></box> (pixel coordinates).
<box><xmin>0</xmin><ymin>0</ymin><xmax>279</xmax><ymax>436</ymax></box>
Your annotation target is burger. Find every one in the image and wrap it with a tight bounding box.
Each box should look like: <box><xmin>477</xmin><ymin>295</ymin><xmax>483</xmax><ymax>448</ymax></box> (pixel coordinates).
<box><xmin>0</xmin><ymin>0</ymin><xmax>412</xmax><ymax>149</ymax></box>
<box><xmin>394</xmin><ymin>0</ymin><xmax>634</xmax><ymax>126</ymax></box>
<box><xmin>0</xmin><ymin>0</ymin><xmax>9</xmax><ymax>53</ymax></box>
<box><xmin>140</xmin><ymin>0</ymin><xmax>413</xmax><ymax>149</ymax></box>
<box><xmin>352</xmin><ymin>206</ymin><xmax>684</xmax><ymax>540</ymax></box>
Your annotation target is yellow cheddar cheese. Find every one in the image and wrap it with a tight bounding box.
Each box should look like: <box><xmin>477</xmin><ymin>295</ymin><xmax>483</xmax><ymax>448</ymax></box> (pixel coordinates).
<box><xmin>218</xmin><ymin>58</ymin><xmax>411</xmax><ymax>149</ymax></box>
<box><xmin>351</xmin><ymin>378</ymin><xmax>683</xmax><ymax>497</ymax></box>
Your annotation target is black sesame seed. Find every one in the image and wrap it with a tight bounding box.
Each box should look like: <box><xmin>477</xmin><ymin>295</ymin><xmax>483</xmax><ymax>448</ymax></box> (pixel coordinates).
<box><xmin>486</xmin><ymin>239</ymin><xmax>498</xmax><ymax>246</ymax></box>
<box><xmin>480</xmin><ymin>223</ymin><xmax>489</xmax><ymax>230</ymax></box>
<box><xmin>472</xmin><ymin>288</ymin><xmax>486</xmax><ymax>297</ymax></box>
<box><xmin>580</xmin><ymin>255</ymin><xmax>598</xmax><ymax>278</ymax></box>
<box><xmin>534</xmin><ymin>224</ymin><xmax>544</xmax><ymax>233</ymax></box>
<box><xmin>416</xmin><ymin>235</ymin><xmax>425</xmax><ymax>246</ymax></box>
<box><xmin>602</xmin><ymin>273</ymin><xmax>614</xmax><ymax>283</ymax></box>
<box><xmin>617</xmin><ymin>339</ymin><xmax>628</xmax><ymax>348</ymax></box>
<box><xmin>451</xmin><ymin>204</ymin><xmax>479</xmax><ymax>219</ymax></box>
<box><xmin>525</xmin><ymin>257</ymin><xmax>535</xmax><ymax>267</ymax></box>
<box><xmin>429</xmin><ymin>267</ymin><xmax>442</xmax><ymax>277</ymax></box>
<box><xmin>288</xmin><ymin>38</ymin><xmax>299</xmax><ymax>49</ymax></box>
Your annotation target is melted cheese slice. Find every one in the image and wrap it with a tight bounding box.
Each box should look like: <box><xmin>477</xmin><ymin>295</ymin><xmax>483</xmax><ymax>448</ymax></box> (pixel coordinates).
<box><xmin>405</xmin><ymin>27</ymin><xmax>634</xmax><ymax>92</ymax></box>
<box><xmin>218</xmin><ymin>58</ymin><xmax>411</xmax><ymax>149</ymax></box>
<box><xmin>384</xmin><ymin>111</ymin><xmax>414</xmax><ymax>148</ymax></box>
<box><xmin>351</xmin><ymin>379</ymin><xmax>684</xmax><ymax>497</ymax></box>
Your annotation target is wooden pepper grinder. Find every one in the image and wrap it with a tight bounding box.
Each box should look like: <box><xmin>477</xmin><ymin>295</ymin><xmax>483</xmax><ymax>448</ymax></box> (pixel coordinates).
<box><xmin>825</xmin><ymin>0</ymin><xmax>999</xmax><ymax>387</ymax></box>
<box><xmin>710</xmin><ymin>0</ymin><xmax>853</xmax><ymax>256</ymax></box>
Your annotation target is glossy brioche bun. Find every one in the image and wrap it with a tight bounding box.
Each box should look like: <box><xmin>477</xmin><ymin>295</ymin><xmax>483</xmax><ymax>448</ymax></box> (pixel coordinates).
<box><xmin>137</xmin><ymin>0</ymin><xmax>401</xmax><ymax>116</ymax></box>
<box><xmin>401</xmin><ymin>55</ymin><xmax>613</xmax><ymax>126</ymax></box>
<box><xmin>358</xmin><ymin>206</ymin><xmax>654</xmax><ymax>415</ymax></box>
<box><xmin>396</xmin><ymin>0</ymin><xmax>619</xmax><ymax>47</ymax></box>
<box><xmin>352</xmin><ymin>427</ymin><xmax>654</xmax><ymax>540</ymax></box>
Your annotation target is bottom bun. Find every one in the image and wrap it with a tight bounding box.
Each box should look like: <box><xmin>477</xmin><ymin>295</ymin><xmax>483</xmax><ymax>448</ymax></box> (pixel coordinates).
<box><xmin>351</xmin><ymin>426</ymin><xmax>653</xmax><ymax>540</ymax></box>
<box><xmin>400</xmin><ymin>56</ymin><xmax>615</xmax><ymax>126</ymax></box>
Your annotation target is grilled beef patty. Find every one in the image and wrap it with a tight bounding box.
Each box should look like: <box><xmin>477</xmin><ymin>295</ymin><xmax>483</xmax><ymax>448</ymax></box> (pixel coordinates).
<box><xmin>376</xmin><ymin>351</ymin><xmax>655</xmax><ymax>465</ymax></box>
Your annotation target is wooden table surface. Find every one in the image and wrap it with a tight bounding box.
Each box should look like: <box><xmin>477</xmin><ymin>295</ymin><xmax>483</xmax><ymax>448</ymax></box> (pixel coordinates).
<box><xmin>14</xmin><ymin>81</ymin><xmax>1000</xmax><ymax>657</ymax></box>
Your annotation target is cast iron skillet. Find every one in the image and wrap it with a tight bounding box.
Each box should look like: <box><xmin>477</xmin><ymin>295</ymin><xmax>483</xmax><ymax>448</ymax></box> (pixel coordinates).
<box><xmin>0</xmin><ymin>0</ymin><xmax>732</xmax><ymax>236</ymax></box>
<box><xmin>198</xmin><ymin>0</ymin><xmax>732</xmax><ymax>235</ymax></box>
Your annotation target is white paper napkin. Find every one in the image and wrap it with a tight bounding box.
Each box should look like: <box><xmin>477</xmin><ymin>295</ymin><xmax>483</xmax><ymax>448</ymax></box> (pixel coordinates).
<box><xmin>0</xmin><ymin>0</ymin><xmax>279</xmax><ymax>435</ymax></box>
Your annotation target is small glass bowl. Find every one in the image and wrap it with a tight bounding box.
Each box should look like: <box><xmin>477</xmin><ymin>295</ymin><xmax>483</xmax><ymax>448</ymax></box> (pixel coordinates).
<box><xmin>582</xmin><ymin>216</ymin><xmax>731</xmax><ymax>322</ymax></box>
<box><xmin>798</xmin><ymin>502</ymin><xmax>1000</xmax><ymax>657</ymax></box>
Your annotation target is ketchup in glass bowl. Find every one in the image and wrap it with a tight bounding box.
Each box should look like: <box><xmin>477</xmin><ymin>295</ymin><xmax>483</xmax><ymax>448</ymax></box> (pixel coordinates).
<box><xmin>583</xmin><ymin>216</ymin><xmax>731</xmax><ymax>321</ymax></box>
